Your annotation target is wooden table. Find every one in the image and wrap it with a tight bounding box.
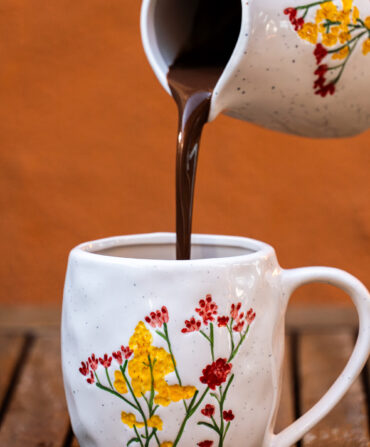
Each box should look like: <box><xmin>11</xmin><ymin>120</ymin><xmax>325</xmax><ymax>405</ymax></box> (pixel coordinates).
<box><xmin>0</xmin><ymin>307</ymin><xmax>368</xmax><ymax>446</ymax></box>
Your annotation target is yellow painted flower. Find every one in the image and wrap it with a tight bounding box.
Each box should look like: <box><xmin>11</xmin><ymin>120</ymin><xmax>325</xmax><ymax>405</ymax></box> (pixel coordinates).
<box><xmin>127</xmin><ymin>321</ymin><xmax>197</xmax><ymax>405</ymax></box>
<box><xmin>129</xmin><ymin>321</ymin><xmax>153</xmax><ymax>354</ymax></box>
<box><xmin>114</xmin><ymin>370</ymin><xmax>128</xmax><ymax>394</ymax></box>
<box><xmin>320</xmin><ymin>2</ymin><xmax>340</xmax><ymax>21</ymax></box>
<box><xmin>147</xmin><ymin>415</ymin><xmax>163</xmax><ymax>431</ymax></box>
<box><xmin>365</xmin><ymin>16</ymin><xmax>370</xmax><ymax>29</ymax></box>
<box><xmin>121</xmin><ymin>412</ymin><xmax>145</xmax><ymax>429</ymax></box>
<box><xmin>338</xmin><ymin>10</ymin><xmax>351</xmax><ymax>25</ymax></box>
<box><xmin>154</xmin><ymin>381</ymin><xmax>197</xmax><ymax>407</ymax></box>
<box><xmin>342</xmin><ymin>0</ymin><xmax>352</xmax><ymax>12</ymax></box>
<box><xmin>330</xmin><ymin>26</ymin><xmax>340</xmax><ymax>35</ymax></box>
<box><xmin>352</xmin><ymin>6</ymin><xmax>360</xmax><ymax>23</ymax></box>
<box><xmin>363</xmin><ymin>38</ymin><xmax>370</xmax><ymax>55</ymax></box>
<box><xmin>160</xmin><ymin>442</ymin><xmax>173</xmax><ymax>447</ymax></box>
<box><xmin>332</xmin><ymin>45</ymin><xmax>349</xmax><ymax>59</ymax></box>
<box><xmin>322</xmin><ymin>32</ymin><xmax>338</xmax><ymax>46</ymax></box>
<box><xmin>339</xmin><ymin>31</ymin><xmax>351</xmax><ymax>43</ymax></box>
<box><xmin>298</xmin><ymin>22</ymin><xmax>318</xmax><ymax>44</ymax></box>
<box><xmin>128</xmin><ymin>347</ymin><xmax>174</xmax><ymax>397</ymax></box>
<box><xmin>315</xmin><ymin>8</ymin><xmax>325</xmax><ymax>23</ymax></box>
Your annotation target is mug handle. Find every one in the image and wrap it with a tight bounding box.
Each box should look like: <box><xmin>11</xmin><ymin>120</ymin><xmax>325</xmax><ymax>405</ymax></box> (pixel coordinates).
<box><xmin>270</xmin><ymin>266</ymin><xmax>370</xmax><ymax>447</ymax></box>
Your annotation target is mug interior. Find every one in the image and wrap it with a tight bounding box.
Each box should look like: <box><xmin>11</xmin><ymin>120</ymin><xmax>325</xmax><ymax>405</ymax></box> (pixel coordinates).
<box><xmin>77</xmin><ymin>234</ymin><xmax>273</xmax><ymax>262</ymax></box>
<box><xmin>96</xmin><ymin>243</ymin><xmax>253</xmax><ymax>260</ymax></box>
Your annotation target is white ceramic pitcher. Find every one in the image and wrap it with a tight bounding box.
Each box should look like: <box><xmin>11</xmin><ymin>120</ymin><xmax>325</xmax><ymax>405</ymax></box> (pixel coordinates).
<box><xmin>141</xmin><ymin>0</ymin><xmax>370</xmax><ymax>138</ymax></box>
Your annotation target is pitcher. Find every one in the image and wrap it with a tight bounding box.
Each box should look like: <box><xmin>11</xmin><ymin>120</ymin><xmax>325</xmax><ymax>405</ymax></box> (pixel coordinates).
<box><xmin>141</xmin><ymin>0</ymin><xmax>370</xmax><ymax>137</ymax></box>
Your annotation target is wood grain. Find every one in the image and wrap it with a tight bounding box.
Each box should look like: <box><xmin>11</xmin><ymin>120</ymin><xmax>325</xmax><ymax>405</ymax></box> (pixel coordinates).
<box><xmin>275</xmin><ymin>336</ymin><xmax>295</xmax><ymax>433</ymax></box>
<box><xmin>0</xmin><ymin>334</ymin><xmax>25</xmax><ymax>408</ymax></box>
<box><xmin>0</xmin><ymin>335</ymin><xmax>70</xmax><ymax>447</ymax></box>
<box><xmin>299</xmin><ymin>332</ymin><xmax>369</xmax><ymax>447</ymax></box>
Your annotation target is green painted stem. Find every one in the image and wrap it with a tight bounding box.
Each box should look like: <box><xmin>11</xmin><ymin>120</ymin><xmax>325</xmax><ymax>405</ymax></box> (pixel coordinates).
<box><xmin>172</xmin><ymin>388</ymin><xmax>210</xmax><ymax>447</ymax></box>
<box><xmin>218</xmin><ymin>385</ymin><xmax>225</xmax><ymax>447</ymax></box>
<box><xmin>327</xmin><ymin>31</ymin><xmax>366</xmax><ymax>54</ymax></box>
<box><xmin>119</xmin><ymin>365</ymin><xmax>150</xmax><ymax>444</ymax></box>
<box><xmin>228</xmin><ymin>326</ymin><xmax>250</xmax><ymax>362</ymax></box>
<box><xmin>163</xmin><ymin>324</ymin><xmax>183</xmax><ymax>386</ymax></box>
<box><xmin>154</xmin><ymin>432</ymin><xmax>161</xmax><ymax>447</ymax></box>
<box><xmin>105</xmin><ymin>368</ymin><xmax>114</xmax><ymax>389</ymax></box>
<box><xmin>163</xmin><ymin>323</ymin><xmax>189</xmax><ymax>411</ymax></box>
<box><xmin>94</xmin><ymin>371</ymin><xmax>101</xmax><ymax>385</ymax></box>
<box><xmin>133</xmin><ymin>426</ymin><xmax>144</xmax><ymax>447</ymax></box>
<box><xmin>332</xmin><ymin>35</ymin><xmax>363</xmax><ymax>85</ymax></box>
<box><xmin>96</xmin><ymin>383</ymin><xmax>138</xmax><ymax>411</ymax></box>
<box><xmin>210</xmin><ymin>323</ymin><xmax>215</xmax><ymax>362</ymax></box>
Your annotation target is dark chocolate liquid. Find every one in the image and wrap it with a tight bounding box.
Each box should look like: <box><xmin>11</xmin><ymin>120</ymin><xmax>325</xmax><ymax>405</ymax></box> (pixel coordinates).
<box><xmin>167</xmin><ymin>0</ymin><xmax>241</xmax><ymax>260</ymax></box>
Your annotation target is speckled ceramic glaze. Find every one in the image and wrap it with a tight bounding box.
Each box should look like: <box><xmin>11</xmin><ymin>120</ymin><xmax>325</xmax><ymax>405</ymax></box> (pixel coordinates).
<box><xmin>62</xmin><ymin>233</ymin><xmax>370</xmax><ymax>447</ymax></box>
<box><xmin>141</xmin><ymin>0</ymin><xmax>370</xmax><ymax>137</ymax></box>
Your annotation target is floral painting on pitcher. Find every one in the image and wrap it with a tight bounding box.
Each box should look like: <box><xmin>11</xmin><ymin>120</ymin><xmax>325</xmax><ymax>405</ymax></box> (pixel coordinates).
<box><xmin>78</xmin><ymin>295</ymin><xmax>256</xmax><ymax>447</ymax></box>
<box><xmin>284</xmin><ymin>0</ymin><xmax>370</xmax><ymax>96</ymax></box>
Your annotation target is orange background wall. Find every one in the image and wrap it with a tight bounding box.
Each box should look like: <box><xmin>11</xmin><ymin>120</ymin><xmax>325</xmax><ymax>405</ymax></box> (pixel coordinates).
<box><xmin>0</xmin><ymin>0</ymin><xmax>369</xmax><ymax>307</ymax></box>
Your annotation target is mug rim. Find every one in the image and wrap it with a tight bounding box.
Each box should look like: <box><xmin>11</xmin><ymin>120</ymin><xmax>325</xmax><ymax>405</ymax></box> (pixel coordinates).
<box><xmin>71</xmin><ymin>233</ymin><xmax>275</xmax><ymax>266</ymax></box>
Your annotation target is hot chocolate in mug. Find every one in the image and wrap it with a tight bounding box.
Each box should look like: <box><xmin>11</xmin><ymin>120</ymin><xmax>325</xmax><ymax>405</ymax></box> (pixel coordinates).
<box><xmin>62</xmin><ymin>233</ymin><xmax>370</xmax><ymax>447</ymax></box>
<box><xmin>141</xmin><ymin>0</ymin><xmax>370</xmax><ymax>137</ymax></box>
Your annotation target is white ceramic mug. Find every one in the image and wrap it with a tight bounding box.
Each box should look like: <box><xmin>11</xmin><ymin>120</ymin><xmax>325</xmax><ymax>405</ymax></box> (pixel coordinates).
<box><xmin>62</xmin><ymin>233</ymin><xmax>370</xmax><ymax>447</ymax></box>
<box><xmin>141</xmin><ymin>0</ymin><xmax>370</xmax><ymax>137</ymax></box>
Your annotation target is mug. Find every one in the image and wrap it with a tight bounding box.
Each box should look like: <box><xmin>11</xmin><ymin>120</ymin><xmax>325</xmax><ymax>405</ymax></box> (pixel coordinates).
<box><xmin>141</xmin><ymin>0</ymin><xmax>370</xmax><ymax>137</ymax></box>
<box><xmin>62</xmin><ymin>233</ymin><xmax>370</xmax><ymax>447</ymax></box>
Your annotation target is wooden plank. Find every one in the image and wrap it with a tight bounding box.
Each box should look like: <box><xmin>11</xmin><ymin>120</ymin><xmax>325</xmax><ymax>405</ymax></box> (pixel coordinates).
<box><xmin>70</xmin><ymin>436</ymin><xmax>80</xmax><ymax>447</ymax></box>
<box><xmin>0</xmin><ymin>335</ymin><xmax>25</xmax><ymax>404</ymax></box>
<box><xmin>299</xmin><ymin>332</ymin><xmax>369</xmax><ymax>446</ymax></box>
<box><xmin>275</xmin><ymin>335</ymin><xmax>295</xmax><ymax>433</ymax></box>
<box><xmin>286</xmin><ymin>307</ymin><xmax>357</xmax><ymax>332</ymax></box>
<box><xmin>0</xmin><ymin>334</ymin><xmax>70</xmax><ymax>446</ymax></box>
<box><xmin>0</xmin><ymin>307</ymin><xmax>60</xmax><ymax>332</ymax></box>
<box><xmin>0</xmin><ymin>334</ymin><xmax>25</xmax><ymax>409</ymax></box>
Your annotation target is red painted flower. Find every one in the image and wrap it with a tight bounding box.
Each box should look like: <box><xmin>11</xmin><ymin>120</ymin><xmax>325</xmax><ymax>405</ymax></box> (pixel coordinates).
<box><xmin>88</xmin><ymin>354</ymin><xmax>99</xmax><ymax>371</ymax></box>
<box><xmin>99</xmin><ymin>354</ymin><xmax>112</xmax><ymax>368</ymax></box>
<box><xmin>112</xmin><ymin>351</ymin><xmax>123</xmax><ymax>365</ymax></box>
<box><xmin>181</xmin><ymin>317</ymin><xmax>202</xmax><ymax>333</ymax></box>
<box><xmin>223</xmin><ymin>410</ymin><xmax>235</xmax><ymax>421</ymax></box>
<box><xmin>201</xmin><ymin>404</ymin><xmax>215</xmax><ymax>418</ymax></box>
<box><xmin>161</xmin><ymin>306</ymin><xmax>169</xmax><ymax>323</ymax></box>
<box><xmin>246</xmin><ymin>308</ymin><xmax>256</xmax><ymax>325</ymax></box>
<box><xmin>217</xmin><ymin>316</ymin><xmax>230</xmax><ymax>327</ymax></box>
<box><xmin>314</xmin><ymin>44</ymin><xmax>328</xmax><ymax>64</ymax></box>
<box><xmin>79</xmin><ymin>361</ymin><xmax>89</xmax><ymax>376</ymax></box>
<box><xmin>145</xmin><ymin>306</ymin><xmax>169</xmax><ymax>328</ymax></box>
<box><xmin>315</xmin><ymin>82</ymin><xmax>335</xmax><ymax>97</ymax></box>
<box><xmin>121</xmin><ymin>346</ymin><xmax>134</xmax><ymax>359</ymax></box>
<box><xmin>198</xmin><ymin>441</ymin><xmax>213</xmax><ymax>447</ymax></box>
<box><xmin>200</xmin><ymin>358</ymin><xmax>232</xmax><ymax>390</ymax></box>
<box><xmin>314</xmin><ymin>64</ymin><xmax>328</xmax><ymax>77</ymax></box>
<box><xmin>196</xmin><ymin>295</ymin><xmax>218</xmax><ymax>325</ymax></box>
<box><xmin>293</xmin><ymin>17</ymin><xmax>304</xmax><ymax>31</ymax></box>
<box><xmin>86</xmin><ymin>371</ymin><xmax>95</xmax><ymax>385</ymax></box>
<box><xmin>230</xmin><ymin>303</ymin><xmax>242</xmax><ymax>320</ymax></box>
<box><xmin>313</xmin><ymin>64</ymin><xmax>328</xmax><ymax>90</ymax></box>
<box><xmin>284</xmin><ymin>7</ymin><xmax>304</xmax><ymax>31</ymax></box>
<box><xmin>233</xmin><ymin>320</ymin><xmax>245</xmax><ymax>332</ymax></box>
<box><xmin>284</xmin><ymin>7</ymin><xmax>297</xmax><ymax>19</ymax></box>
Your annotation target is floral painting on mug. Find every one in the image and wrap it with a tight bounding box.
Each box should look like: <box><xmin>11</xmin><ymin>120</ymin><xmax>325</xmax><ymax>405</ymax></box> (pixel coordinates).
<box><xmin>284</xmin><ymin>0</ymin><xmax>370</xmax><ymax>96</ymax></box>
<box><xmin>78</xmin><ymin>295</ymin><xmax>256</xmax><ymax>447</ymax></box>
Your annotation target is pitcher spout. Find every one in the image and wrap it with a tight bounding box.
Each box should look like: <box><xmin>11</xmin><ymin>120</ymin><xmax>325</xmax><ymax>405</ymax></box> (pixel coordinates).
<box><xmin>140</xmin><ymin>0</ymin><xmax>246</xmax><ymax>122</ymax></box>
